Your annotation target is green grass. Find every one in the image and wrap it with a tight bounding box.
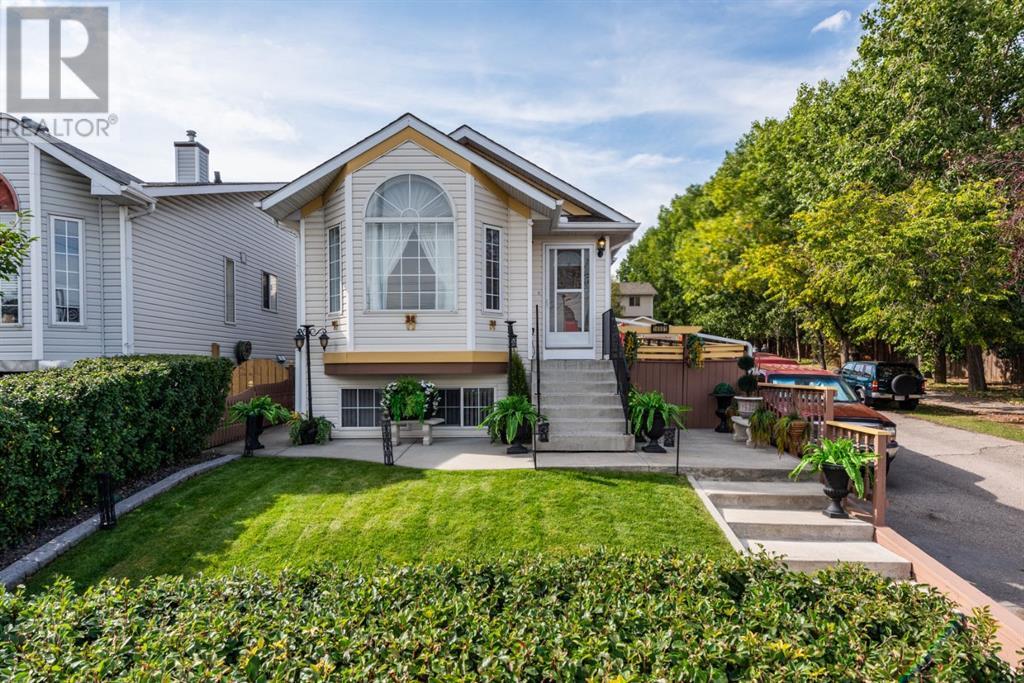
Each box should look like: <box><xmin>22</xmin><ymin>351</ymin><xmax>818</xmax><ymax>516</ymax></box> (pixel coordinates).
<box><xmin>905</xmin><ymin>404</ymin><xmax>1024</xmax><ymax>443</ymax></box>
<box><xmin>30</xmin><ymin>458</ymin><xmax>729</xmax><ymax>591</ymax></box>
<box><xmin>926</xmin><ymin>382</ymin><xmax>1024</xmax><ymax>403</ymax></box>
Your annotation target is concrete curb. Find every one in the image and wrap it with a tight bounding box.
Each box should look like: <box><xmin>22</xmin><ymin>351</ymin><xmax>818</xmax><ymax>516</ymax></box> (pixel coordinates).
<box><xmin>687</xmin><ymin>475</ymin><xmax>745</xmax><ymax>553</ymax></box>
<box><xmin>1</xmin><ymin>453</ymin><xmax>240</xmax><ymax>590</ymax></box>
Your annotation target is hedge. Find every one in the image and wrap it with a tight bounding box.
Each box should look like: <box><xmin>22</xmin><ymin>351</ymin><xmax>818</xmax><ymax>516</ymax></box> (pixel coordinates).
<box><xmin>0</xmin><ymin>355</ymin><xmax>233</xmax><ymax>549</ymax></box>
<box><xmin>1</xmin><ymin>552</ymin><xmax>1018</xmax><ymax>681</ymax></box>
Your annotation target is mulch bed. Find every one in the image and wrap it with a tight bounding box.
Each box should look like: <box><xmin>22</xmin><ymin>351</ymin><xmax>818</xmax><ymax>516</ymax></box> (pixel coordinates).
<box><xmin>0</xmin><ymin>450</ymin><xmax>228</xmax><ymax>571</ymax></box>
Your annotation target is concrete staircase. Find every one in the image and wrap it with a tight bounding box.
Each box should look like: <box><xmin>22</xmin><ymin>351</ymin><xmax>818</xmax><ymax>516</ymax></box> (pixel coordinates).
<box><xmin>695</xmin><ymin>478</ymin><xmax>912</xmax><ymax>579</ymax></box>
<box><xmin>536</xmin><ymin>360</ymin><xmax>635</xmax><ymax>452</ymax></box>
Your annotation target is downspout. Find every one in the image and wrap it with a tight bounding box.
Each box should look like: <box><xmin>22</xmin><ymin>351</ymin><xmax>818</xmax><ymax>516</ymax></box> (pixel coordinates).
<box><xmin>120</xmin><ymin>196</ymin><xmax>156</xmax><ymax>355</ymax></box>
<box><xmin>97</xmin><ymin>198</ymin><xmax>106</xmax><ymax>356</ymax></box>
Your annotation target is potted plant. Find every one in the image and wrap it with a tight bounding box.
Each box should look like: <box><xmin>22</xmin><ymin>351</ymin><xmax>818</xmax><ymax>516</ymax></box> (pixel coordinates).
<box><xmin>479</xmin><ymin>395</ymin><xmax>543</xmax><ymax>454</ymax></box>
<box><xmin>710</xmin><ymin>382</ymin><xmax>735</xmax><ymax>433</ymax></box>
<box><xmin>789</xmin><ymin>438</ymin><xmax>876</xmax><ymax>518</ymax></box>
<box><xmin>287</xmin><ymin>413</ymin><xmax>334</xmax><ymax>446</ymax></box>
<box><xmin>734</xmin><ymin>355</ymin><xmax>763</xmax><ymax>418</ymax></box>
<box><xmin>228</xmin><ymin>396</ymin><xmax>291</xmax><ymax>455</ymax></box>
<box><xmin>773</xmin><ymin>412</ymin><xmax>809</xmax><ymax>456</ymax></box>
<box><xmin>381</xmin><ymin>377</ymin><xmax>441</xmax><ymax>423</ymax></box>
<box><xmin>628</xmin><ymin>388</ymin><xmax>689</xmax><ymax>453</ymax></box>
<box><xmin>747</xmin><ymin>407</ymin><xmax>776</xmax><ymax>448</ymax></box>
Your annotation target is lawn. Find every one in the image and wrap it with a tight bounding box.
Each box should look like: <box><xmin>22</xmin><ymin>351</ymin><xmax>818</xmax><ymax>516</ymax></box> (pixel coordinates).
<box><xmin>905</xmin><ymin>404</ymin><xmax>1024</xmax><ymax>443</ymax></box>
<box><xmin>30</xmin><ymin>458</ymin><xmax>729</xmax><ymax>590</ymax></box>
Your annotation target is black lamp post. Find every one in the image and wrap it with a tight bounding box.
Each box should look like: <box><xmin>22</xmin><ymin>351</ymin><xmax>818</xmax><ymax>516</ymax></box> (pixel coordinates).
<box><xmin>294</xmin><ymin>325</ymin><xmax>330</xmax><ymax>419</ymax></box>
<box><xmin>505</xmin><ymin>320</ymin><xmax>517</xmax><ymax>363</ymax></box>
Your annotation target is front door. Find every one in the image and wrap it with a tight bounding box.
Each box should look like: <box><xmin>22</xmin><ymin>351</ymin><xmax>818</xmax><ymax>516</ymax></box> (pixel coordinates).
<box><xmin>545</xmin><ymin>245</ymin><xmax>593</xmax><ymax>354</ymax></box>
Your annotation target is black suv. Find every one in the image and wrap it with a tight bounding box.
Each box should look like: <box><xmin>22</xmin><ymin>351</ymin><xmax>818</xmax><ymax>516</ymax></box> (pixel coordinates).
<box><xmin>840</xmin><ymin>361</ymin><xmax>926</xmax><ymax>409</ymax></box>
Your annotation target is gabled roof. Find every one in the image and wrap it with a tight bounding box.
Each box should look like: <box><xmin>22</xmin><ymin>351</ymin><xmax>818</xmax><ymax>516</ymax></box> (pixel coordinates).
<box><xmin>260</xmin><ymin>113</ymin><xmax>563</xmax><ymax>221</ymax></box>
<box><xmin>450</xmin><ymin>124</ymin><xmax>637</xmax><ymax>226</ymax></box>
<box><xmin>143</xmin><ymin>181</ymin><xmax>285</xmax><ymax>197</ymax></box>
<box><xmin>618</xmin><ymin>282</ymin><xmax>657</xmax><ymax>296</ymax></box>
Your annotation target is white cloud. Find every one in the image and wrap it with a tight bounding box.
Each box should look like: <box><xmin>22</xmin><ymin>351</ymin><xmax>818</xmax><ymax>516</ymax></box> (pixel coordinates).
<box><xmin>811</xmin><ymin>10</ymin><xmax>852</xmax><ymax>34</ymax></box>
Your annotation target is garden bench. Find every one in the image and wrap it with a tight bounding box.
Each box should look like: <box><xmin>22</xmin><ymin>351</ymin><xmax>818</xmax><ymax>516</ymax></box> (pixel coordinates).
<box><xmin>390</xmin><ymin>418</ymin><xmax>445</xmax><ymax>446</ymax></box>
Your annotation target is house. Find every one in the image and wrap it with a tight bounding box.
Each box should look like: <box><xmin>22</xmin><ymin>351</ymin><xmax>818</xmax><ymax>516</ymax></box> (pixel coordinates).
<box><xmin>0</xmin><ymin>115</ymin><xmax>296</xmax><ymax>372</ymax></box>
<box><xmin>260</xmin><ymin>114</ymin><xmax>640</xmax><ymax>448</ymax></box>
<box><xmin>617</xmin><ymin>281</ymin><xmax>656</xmax><ymax>319</ymax></box>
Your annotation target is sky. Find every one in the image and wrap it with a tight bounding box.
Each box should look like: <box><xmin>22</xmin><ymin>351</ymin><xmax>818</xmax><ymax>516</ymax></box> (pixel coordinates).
<box><xmin>68</xmin><ymin>0</ymin><xmax>869</xmax><ymax>249</ymax></box>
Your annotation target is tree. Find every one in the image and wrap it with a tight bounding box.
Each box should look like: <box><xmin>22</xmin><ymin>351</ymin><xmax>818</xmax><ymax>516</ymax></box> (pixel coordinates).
<box><xmin>0</xmin><ymin>213</ymin><xmax>32</xmax><ymax>280</ymax></box>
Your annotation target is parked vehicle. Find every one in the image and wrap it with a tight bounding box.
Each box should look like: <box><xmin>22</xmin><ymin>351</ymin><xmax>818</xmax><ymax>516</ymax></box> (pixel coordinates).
<box><xmin>840</xmin><ymin>361</ymin><xmax>925</xmax><ymax>409</ymax></box>
<box><xmin>756</xmin><ymin>364</ymin><xmax>900</xmax><ymax>459</ymax></box>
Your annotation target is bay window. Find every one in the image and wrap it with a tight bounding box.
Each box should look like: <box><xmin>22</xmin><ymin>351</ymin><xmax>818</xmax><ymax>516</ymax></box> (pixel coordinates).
<box><xmin>365</xmin><ymin>174</ymin><xmax>455</xmax><ymax>311</ymax></box>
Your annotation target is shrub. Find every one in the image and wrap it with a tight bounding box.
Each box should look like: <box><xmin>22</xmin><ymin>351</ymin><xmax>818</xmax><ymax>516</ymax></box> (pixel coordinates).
<box><xmin>0</xmin><ymin>552</ymin><xmax>1016</xmax><ymax>680</ymax></box>
<box><xmin>0</xmin><ymin>355</ymin><xmax>232</xmax><ymax>549</ymax></box>
<box><xmin>507</xmin><ymin>352</ymin><xmax>530</xmax><ymax>398</ymax></box>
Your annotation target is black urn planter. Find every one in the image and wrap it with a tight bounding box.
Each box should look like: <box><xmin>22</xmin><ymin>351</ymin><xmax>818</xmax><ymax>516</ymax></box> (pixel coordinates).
<box><xmin>641</xmin><ymin>414</ymin><xmax>667</xmax><ymax>453</ymax></box>
<box><xmin>298</xmin><ymin>420</ymin><xmax>319</xmax><ymax>445</ymax></box>
<box><xmin>503</xmin><ymin>423</ymin><xmax>532</xmax><ymax>455</ymax></box>
<box><xmin>821</xmin><ymin>463</ymin><xmax>851</xmax><ymax>518</ymax></box>
<box><xmin>243</xmin><ymin>414</ymin><xmax>265</xmax><ymax>456</ymax></box>
<box><xmin>712</xmin><ymin>394</ymin><xmax>734</xmax><ymax>433</ymax></box>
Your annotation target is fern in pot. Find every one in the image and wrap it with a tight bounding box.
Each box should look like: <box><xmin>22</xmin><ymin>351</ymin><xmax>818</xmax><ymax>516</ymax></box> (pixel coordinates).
<box><xmin>479</xmin><ymin>395</ymin><xmax>542</xmax><ymax>455</ymax></box>
<box><xmin>628</xmin><ymin>389</ymin><xmax>689</xmax><ymax>453</ymax></box>
<box><xmin>747</xmin><ymin>407</ymin><xmax>776</xmax><ymax>448</ymax></box>
<box><xmin>228</xmin><ymin>396</ymin><xmax>291</xmax><ymax>455</ymax></box>
<box><xmin>734</xmin><ymin>355</ymin><xmax>762</xmax><ymax>418</ymax></box>
<box><xmin>774</xmin><ymin>412</ymin><xmax>809</xmax><ymax>456</ymax></box>
<box><xmin>790</xmin><ymin>438</ymin><xmax>876</xmax><ymax>518</ymax></box>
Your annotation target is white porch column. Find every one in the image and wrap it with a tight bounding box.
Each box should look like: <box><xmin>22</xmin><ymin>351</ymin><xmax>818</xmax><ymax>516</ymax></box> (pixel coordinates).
<box><xmin>465</xmin><ymin>173</ymin><xmax>476</xmax><ymax>349</ymax></box>
<box><xmin>28</xmin><ymin>143</ymin><xmax>43</xmax><ymax>361</ymax></box>
<box><xmin>296</xmin><ymin>217</ymin><xmax>306</xmax><ymax>415</ymax></box>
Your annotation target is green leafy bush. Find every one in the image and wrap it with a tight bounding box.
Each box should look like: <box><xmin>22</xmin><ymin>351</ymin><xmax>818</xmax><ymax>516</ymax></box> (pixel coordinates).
<box><xmin>507</xmin><ymin>352</ymin><xmax>530</xmax><ymax>398</ymax></box>
<box><xmin>287</xmin><ymin>413</ymin><xmax>334</xmax><ymax>445</ymax></box>
<box><xmin>227</xmin><ymin>396</ymin><xmax>290</xmax><ymax>425</ymax></box>
<box><xmin>0</xmin><ymin>355</ymin><xmax>232</xmax><ymax>549</ymax></box>
<box><xmin>628</xmin><ymin>388</ymin><xmax>689</xmax><ymax>436</ymax></box>
<box><xmin>479</xmin><ymin>394</ymin><xmax>541</xmax><ymax>444</ymax></box>
<box><xmin>381</xmin><ymin>377</ymin><xmax>440</xmax><ymax>422</ymax></box>
<box><xmin>0</xmin><ymin>552</ymin><xmax>1016</xmax><ymax>680</ymax></box>
<box><xmin>712</xmin><ymin>381</ymin><xmax>736</xmax><ymax>396</ymax></box>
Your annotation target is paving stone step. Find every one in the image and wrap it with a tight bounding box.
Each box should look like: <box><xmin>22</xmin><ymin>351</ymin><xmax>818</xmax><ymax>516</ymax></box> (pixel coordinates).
<box><xmin>722</xmin><ymin>508</ymin><xmax>875</xmax><ymax>542</ymax></box>
<box><xmin>698</xmin><ymin>480</ymin><xmax>827</xmax><ymax>511</ymax></box>
<box><xmin>744</xmin><ymin>539</ymin><xmax>912</xmax><ymax>580</ymax></box>
<box><xmin>536</xmin><ymin>433</ymin><xmax>636</xmax><ymax>452</ymax></box>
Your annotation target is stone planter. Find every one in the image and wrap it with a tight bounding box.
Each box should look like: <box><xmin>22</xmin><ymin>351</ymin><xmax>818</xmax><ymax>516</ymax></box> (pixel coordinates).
<box><xmin>503</xmin><ymin>423</ymin><xmax>532</xmax><ymax>455</ymax></box>
<box><xmin>787</xmin><ymin>420</ymin><xmax>808</xmax><ymax>456</ymax></box>
<box><xmin>712</xmin><ymin>394</ymin><xmax>734</xmax><ymax>433</ymax></box>
<box><xmin>641</xmin><ymin>414</ymin><xmax>667</xmax><ymax>453</ymax></box>
<box><xmin>821</xmin><ymin>463</ymin><xmax>851</xmax><ymax>519</ymax></box>
<box><xmin>734</xmin><ymin>396</ymin><xmax>763</xmax><ymax>419</ymax></box>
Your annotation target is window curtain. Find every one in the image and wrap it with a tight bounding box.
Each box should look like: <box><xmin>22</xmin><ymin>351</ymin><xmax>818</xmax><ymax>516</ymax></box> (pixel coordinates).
<box><xmin>419</xmin><ymin>221</ymin><xmax>455</xmax><ymax>309</ymax></box>
<box><xmin>367</xmin><ymin>223</ymin><xmax>407</xmax><ymax>309</ymax></box>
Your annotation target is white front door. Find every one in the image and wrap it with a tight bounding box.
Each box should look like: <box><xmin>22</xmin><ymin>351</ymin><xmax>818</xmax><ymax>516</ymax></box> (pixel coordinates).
<box><xmin>544</xmin><ymin>245</ymin><xmax>594</xmax><ymax>355</ymax></box>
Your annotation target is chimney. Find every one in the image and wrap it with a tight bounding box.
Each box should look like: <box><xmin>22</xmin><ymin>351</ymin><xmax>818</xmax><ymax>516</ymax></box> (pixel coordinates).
<box><xmin>174</xmin><ymin>129</ymin><xmax>210</xmax><ymax>183</ymax></box>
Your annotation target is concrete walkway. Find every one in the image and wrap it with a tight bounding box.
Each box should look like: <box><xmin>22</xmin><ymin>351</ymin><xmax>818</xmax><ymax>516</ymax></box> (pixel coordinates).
<box><xmin>230</xmin><ymin>426</ymin><xmax>798</xmax><ymax>477</ymax></box>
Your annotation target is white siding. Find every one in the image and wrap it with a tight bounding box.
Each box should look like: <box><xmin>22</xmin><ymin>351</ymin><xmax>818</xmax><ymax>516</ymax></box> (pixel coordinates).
<box><xmin>131</xmin><ymin>192</ymin><xmax>297</xmax><ymax>360</ymax></box>
<box><xmin>0</xmin><ymin>138</ymin><xmax>32</xmax><ymax>359</ymax></box>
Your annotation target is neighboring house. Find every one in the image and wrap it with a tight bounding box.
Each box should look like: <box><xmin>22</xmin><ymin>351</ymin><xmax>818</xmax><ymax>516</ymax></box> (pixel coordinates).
<box><xmin>0</xmin><ymin>115</ymin><xmax>296</xmax><ymax>372</ymax></box>
<box><xmin>617</xmin><ymin>282</ymin><xmax>656</xmax><ymax>319</ymax></box>
<box><xmin>260</xmin><ymin>113</ymin><xmax>639</xmax><ymax>440</ymax></box>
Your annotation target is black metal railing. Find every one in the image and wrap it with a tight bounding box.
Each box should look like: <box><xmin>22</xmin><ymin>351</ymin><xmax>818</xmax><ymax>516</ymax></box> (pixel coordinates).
<box><xmin>532</xmin><ymin>305</ymin><xmax>541</xmax><ymax>467</ymax></box>
<box><xmin>602</xmin><ymin>308</ymin><xmax>631</xmax><ymax>430</ymax></box>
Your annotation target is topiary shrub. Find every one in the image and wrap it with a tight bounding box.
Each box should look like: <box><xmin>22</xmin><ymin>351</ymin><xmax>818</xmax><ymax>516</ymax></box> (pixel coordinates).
<box><xmin>507</xmin><ymin>353</ymin><xmax>530</xmax><ymax>398</ymax></box>
<box><xmin>0</xmin><ymin>355</ymin><xmax>233</xmax><ymax>549</ymax></box>
<box><xmin>737</xmin><ymin>372</ymin><xmax>759</xmax><ymax>396</ymax></box>
<box><xmin>0</xmin><ymin>552</ymin><xmax>1016</xmax><ymax>680</ymax></box>
<box><xmin>737</xmin><ymin>354</ymin><xmax>756</xmax><ymax>372</ymax></box>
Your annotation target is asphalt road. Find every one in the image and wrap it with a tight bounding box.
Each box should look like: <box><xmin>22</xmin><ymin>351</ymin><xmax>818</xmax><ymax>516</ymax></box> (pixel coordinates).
<box><xmin>882</xmin><ymin>411</ymin><xmax>1024</xmax><ymax>617</ymax></box>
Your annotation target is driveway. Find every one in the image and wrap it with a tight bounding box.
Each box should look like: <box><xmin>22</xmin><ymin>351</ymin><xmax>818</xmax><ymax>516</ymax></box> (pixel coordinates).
<box><xmin>883</xmin><ymin>411</ymin><xmax>1024</xmax><ymax>617</ymax></box>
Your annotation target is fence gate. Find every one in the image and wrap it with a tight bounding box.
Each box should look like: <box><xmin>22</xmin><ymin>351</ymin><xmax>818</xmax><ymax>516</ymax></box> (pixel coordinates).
<box><xmin>208</xmin><ymin>360</ymin><xmax>295</xmax><ymax>448</ymax></box>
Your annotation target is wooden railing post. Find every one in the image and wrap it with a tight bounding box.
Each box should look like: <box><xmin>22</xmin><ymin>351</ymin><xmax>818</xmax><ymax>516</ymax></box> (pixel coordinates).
<box><xmin>823</xmin><ymin>388</ymin><xmax>834</xmax><ymax>423</ymax></box>
<box><xmin>874</xmin><ymin>433</ymin><xmax>888</xmax><ymax>527</ymax></box>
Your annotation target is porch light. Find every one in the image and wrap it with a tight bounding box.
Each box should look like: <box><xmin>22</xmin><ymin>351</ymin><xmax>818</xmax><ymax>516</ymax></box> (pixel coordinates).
<box><xmin>294</xmin><ymin>330</ymin><xmax>305</xmax><ymax>351</ymax></box>
<box><xmin>596</xmin><ymin>235</ymin><xmax>607</xmax><ymax>257</ymax></box>
<box><xmin>318</xmin><ymin>329</ymin><xmax>330</xmax><ymax>350</ymax></box>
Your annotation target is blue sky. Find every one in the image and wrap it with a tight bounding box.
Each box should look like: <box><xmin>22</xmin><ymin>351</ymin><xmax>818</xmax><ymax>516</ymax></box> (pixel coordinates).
<box><xmin>90</xmin><ymin>0</ymin><xmax>869</xmax><ymax>245</ymax></box>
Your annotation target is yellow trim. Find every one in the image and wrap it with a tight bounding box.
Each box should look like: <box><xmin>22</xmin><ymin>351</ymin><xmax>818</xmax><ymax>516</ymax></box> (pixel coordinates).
<box><xmin>300</xmin><ymin>195</ymin><xmax>323</xmax><ymax>217</ymax></box>
<box><xmin>562</xmin><ymin>199</ymin><xmax>589</xmax><ymax>216</ymax></box>
<box><xmin>324</xmin><ymin>350</ymin><xmax>508</xmax><ymax>364</ymax></box>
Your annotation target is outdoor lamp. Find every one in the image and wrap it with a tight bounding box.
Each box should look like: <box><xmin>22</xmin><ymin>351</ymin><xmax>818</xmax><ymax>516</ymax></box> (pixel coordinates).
<box><xmin>318</xmin><ymin>329</ymin><xmax>330</xmax><ymax>350</ymax></box>
<box><xmin>596</xmin><ymin>235</ymin><xmax>607</xmax><ymax>257</ymax></box>
<box><xmin>294</xmin><ymin>330</ymin><xmax>305</xmax><ymax>351</ymax></box>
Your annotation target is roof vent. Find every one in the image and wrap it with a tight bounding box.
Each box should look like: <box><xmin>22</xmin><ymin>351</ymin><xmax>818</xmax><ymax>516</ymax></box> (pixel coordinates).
<box><xmin>19</xmin><ymin>117</ymin><xmax>49</xmax><ymax>134</ymax></box>
<box><xmin>174</xmin><ymin>129</ymin><xmax>210</xmax><ymax>184</ymax></box>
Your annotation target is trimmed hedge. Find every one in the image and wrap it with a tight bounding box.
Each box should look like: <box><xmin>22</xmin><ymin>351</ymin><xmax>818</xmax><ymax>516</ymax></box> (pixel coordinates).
<box><xmin>1</xmin><ymin>552</ymin><xmax>1018</xmax><ymax>680</ymax></box>
<box><xmin>0</xmin><ymin>355</ymin><xmax>233</xmax><ymax>549</ymax></box>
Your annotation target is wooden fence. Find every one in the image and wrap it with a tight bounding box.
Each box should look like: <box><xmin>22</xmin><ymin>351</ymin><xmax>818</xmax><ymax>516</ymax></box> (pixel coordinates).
<box><xmin>208</xmin><ymin>362</ymin><xmax>295</xmax><ymax>448</ymax></box>
<box><xmin>758</xmin><ymin>382</ymin><xmax>834</xmax><ymax>441</ymax></box>
<box><xmin>630</xmin><ymin>359</ymin><xmax>736</xmax><ymax>429</ymax></box>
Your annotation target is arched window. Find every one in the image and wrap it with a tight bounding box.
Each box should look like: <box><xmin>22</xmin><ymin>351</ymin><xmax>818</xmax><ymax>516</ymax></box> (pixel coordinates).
<box><xmin>0</xmin><ymin>174</ymin><xmax>18</xmax><ymax>212</ymax></box>
<box><xmin>365</xmin><ymin>174</ymin><xmax>455</xmax><ymax>310</ymax></box>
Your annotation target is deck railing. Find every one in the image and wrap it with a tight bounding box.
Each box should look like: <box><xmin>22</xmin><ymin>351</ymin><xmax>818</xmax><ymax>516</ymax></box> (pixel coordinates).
<box><xmin>757</xmin><ymin>382</ymin><xmax>834</xmax><ymax>440</ymax></box>
<box><xmin>823</xmin><ymin>420</ymin><xmax>889</xmax><ymax>527</ymax></box>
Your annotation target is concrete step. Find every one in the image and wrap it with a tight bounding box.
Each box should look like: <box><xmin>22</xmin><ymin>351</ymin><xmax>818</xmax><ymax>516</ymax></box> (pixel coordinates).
<box><xmin>745</xmin><ymin>539</ymin><xmax>912</xmax><ymax>580</ymax></box>
<box><xmin>541</xmin><ymin>360</ymin><xmax>612</xmax><ymax>370</ymax></box>
<box><xmin>545</xmin><ymin>418</ymin><xmax>629</xmax><ymax>435</ymax></box>
<box><xmin>540</xmin><ymin>368</ymin><xmax>617</xmax><ymax>379</ymax></box>
<box><xmin>536</xmin><ymin>433</ymin><xmax>636</xmax><ymax>452</ymax></box>
<box><xmin>538</xmin><ymin>393</ymin><xmax>622</xmax><ymax>407</ymax></box>
<box><xmin>722</xmin><ymin>508</ymin><xmax>875</xmax><ymax>542</ymax></box>
<box><xmin>698</xmin><ymin>480</ymin><xmax>827</xmax><ymax>511</ymax></box>
<box><xmin>543</xmin><ymin>404</ymin><xmax>625</xmax><ymax>420</ymax></box>
<box><xmin>539</xmin><ymin>379</ymin><xmax>618</xmax><ymax>393</ymax></box>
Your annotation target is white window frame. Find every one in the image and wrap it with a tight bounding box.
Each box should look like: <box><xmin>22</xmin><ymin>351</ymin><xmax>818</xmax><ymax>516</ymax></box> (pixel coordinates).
<box><xmin>49</xmin><ymin>215</ymin><xmax>85</xmax><ymax>326</ymax></box>
<box><xmin>261</xmin><ymin>271</ymin><xmax>278</xmax><ymax>312</ymax></box>
<box><xmin>327</xmin><ymin>225</ymin><xmax>341</xmax><ymax>314</ymax></box>
<box><xmin>628</xmin><ymin>295</ymin><xmax>640</xmax><ymax>307</ymax></box>
<box><xmin>223</xmin><ymin>256</ymin><xmax>236</xmax><ymax>325</ymax></box>
<box><xmin>362</xmin><ymin>173</ymin><xmax>458</xmax><ymax>313</ymax></box>
<box><xmin>483</xmin><ymin>225</ymin><xmax>502</xmax><ymax>313</ymax></box>
<box><xmin>338</xmin><ymin>388</ymin><xmax>384</xmax><ymax>429</ymax></box>
<box><xmin>0</xmin><ymin>267</ymin><xmax>21</xmax><ymax>326</ymax></box>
